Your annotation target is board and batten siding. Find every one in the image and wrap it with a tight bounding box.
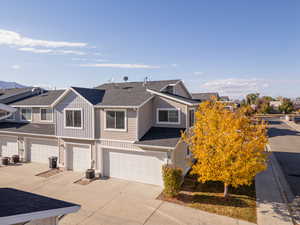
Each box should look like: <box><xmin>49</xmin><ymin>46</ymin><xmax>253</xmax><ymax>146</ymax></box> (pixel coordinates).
<box><xmin>54</xmin><ymin>91</ymin><xmax>94</xmax><ymax>139</ymax></box>
<box><xmin>153</xmin><ymin>96</ymin><xmax>187</xmax><ymax>128</ymax></box>
<box><xmin>138</xmin><ymin>98</ymin><xmax>154</xmax><ymax>139</ymax></box>
<box><xmin>97</xmin><ymin>108</ymin><xmax>138</xmax><ymax>141</ymax></box>
<box><xmin>174</xmin><ymin>82</ymin><xmax>190</xmax><ymax>98</ymax></box>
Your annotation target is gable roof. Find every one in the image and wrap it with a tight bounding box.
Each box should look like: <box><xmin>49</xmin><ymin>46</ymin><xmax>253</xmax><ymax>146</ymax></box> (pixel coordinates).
<box><xmin>0</xmin><ymin>188</ymin><xmax>80</xmax><ymax>225</ymax></box>
<box><xmin>191</xmin><ymin>92</ymin><xmax>219</xmax><ymax>101</ymax></box>
<box><xmin>71</xmin><ymin>87</ymin><xmax>105</xmax><ymax>105</ymax></box>
<box><xmin>11</xmin><ymin>90</ymin><xmax>65</xmax><ymax>106</ymax></box>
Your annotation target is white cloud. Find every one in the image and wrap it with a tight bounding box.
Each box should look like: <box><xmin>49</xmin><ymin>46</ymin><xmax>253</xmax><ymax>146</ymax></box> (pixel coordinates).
<box><xmin>171</xmin><ymin>64</ymin><xmax>178</xmax><ymax>67</ymax></box>
<box><xmin>0</xmin><ymin>29</ymin><xmax>87</xmax><ymax>48</ymax></box>
<box><xmin>11</xmin><ymin>65</ymin><xmax>20</xmax><ymax>70</ymax></box>
<box><xmin>201</xmin><ymin>78</ymin><xmax>269</xmax><ymax>98</ymax></box>
<box><xmin>18</xmin><ymin>47</ymin><xmax>86</xmax><ymax>55</ymax></box>
<box><xmin>79</xmin><ymin>63</ymin><xmax>160</xmax><ymax>69</ymax></box>
<box><xmin>194</xmin><ymin>71</ymin><xmax>204</xmax><ymax>75</ymax></box>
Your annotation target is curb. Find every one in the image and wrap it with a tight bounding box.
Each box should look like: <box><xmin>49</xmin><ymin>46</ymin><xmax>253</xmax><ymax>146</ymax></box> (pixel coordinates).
<box><xmin>266</xmin><ymin>144</ymin><xmax>300</xmax><ymax>225</ymax></box>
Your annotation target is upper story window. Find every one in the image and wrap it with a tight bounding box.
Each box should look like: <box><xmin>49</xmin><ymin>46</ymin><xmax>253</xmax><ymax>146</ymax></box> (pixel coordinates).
<box><xmin>157</xmin><ymin>108</ymin><xmax>180</xmax><ymax>124</ymax></box>
<box><xmin>20</xmin><ymin>107</ymin><xmax>32</xmax><ymax>121</ymax></box>
<box><xmin>65</xmin><ymin>109</ymin><xmax>82</xmax><ymax>128</ymax></box>
<box><xmin>189</xmin><ymin>109</ymin><xmax>195</xmax><ymax>127</ymax></box>
<box><xmin>165</xmin><ymin>85</ymin><xmax>175</xmax><ymax>94</ymax></box>
<box><xmin>40</xmin><ymin>108</ymin><xmax>53</xmax><ymax>121</ymax></box>
<box><xmin>105</xmin><ymin>110</ymin><xmax>126</xmax><ymax>131</ymax></box>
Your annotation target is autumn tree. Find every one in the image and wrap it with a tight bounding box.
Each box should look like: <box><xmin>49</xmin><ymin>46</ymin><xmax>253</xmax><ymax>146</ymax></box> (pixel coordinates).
<box><xmin>279</xmin><ymin>98</ymin><xmax>294</xmax><ymax>114</ymax></box>
<box><xmin>246</xmin><ymin>93</ymin><xmax>260</xmax><ymax>105</ymax></box>
<box><xmin>182</xmin><ymin>100</ymin><xmax>268</xmax><ymax>197</ymax></box>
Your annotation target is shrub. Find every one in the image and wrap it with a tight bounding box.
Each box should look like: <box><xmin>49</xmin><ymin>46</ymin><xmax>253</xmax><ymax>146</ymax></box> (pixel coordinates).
<box><xmin>162</xmin><ymin>165</ymin><xmax>183</xmax><ymax>197</ymax></box>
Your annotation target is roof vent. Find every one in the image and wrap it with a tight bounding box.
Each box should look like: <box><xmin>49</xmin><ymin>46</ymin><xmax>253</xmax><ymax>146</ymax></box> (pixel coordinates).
<box><xmin>123</xmin><ymin>76</ymin><xmax>128</xmax><ymax>82</ymax></box>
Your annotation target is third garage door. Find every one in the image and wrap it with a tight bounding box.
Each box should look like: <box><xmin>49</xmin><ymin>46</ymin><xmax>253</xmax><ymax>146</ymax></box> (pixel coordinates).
<box><xmin>103</xmin><ymin>149</ymin><xmax>167</xmax><ymax>186</ymax></box>
<box><xmin>0</xmin><ymin>136</ymin><xmax>18</xmax><ymax>157</ymax></box>
<box><xmin>66</xmin><ymin>144</ymin><xmax>91</xmax><ymax>171</ymax></box>
<box><xmin>27</xmin><ymin>138</ymin><xmax>59</xmax><ymax>163</ymax></box>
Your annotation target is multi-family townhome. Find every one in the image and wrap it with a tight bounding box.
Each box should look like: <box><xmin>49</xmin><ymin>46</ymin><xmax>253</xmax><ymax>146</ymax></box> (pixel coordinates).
<box><xmin>0</xmin><ymin>79</ymin><xmax>200</xmax><ymax>186</ymax></box>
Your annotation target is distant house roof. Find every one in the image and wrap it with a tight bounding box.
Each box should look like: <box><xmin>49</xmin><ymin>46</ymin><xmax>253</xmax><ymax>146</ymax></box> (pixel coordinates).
<box><xmin>135</xmin><ymin>127</ymin><xmax>185</xmax><ymax>148</ymax></box>
<box><xmin>11</xmin><ymin>90</ymin><xmax>65</xmax><ymax>106</ymax></box>
<box><xmin>0</xmin><ymin>87</ymin><xmax>35</xmax><ymax>104</ymax></box>
<box><xmin>0</xmin><ymin>188</ymin><xmax>80</xmax><ymax>225</ymax></box>
<box><xmin>219</xmin><ymin>96</ymin><xmax>230</xmax><ymax>101</ymax></box>
<box><xmin>0</xmin><ymin>122</ymin><xmax>55</xmax><ymax>136</ymax></box>
<box><xmin>191</xmin><ymin>92</ymin><xmax>219</xmax><ymax>101</ymax></box>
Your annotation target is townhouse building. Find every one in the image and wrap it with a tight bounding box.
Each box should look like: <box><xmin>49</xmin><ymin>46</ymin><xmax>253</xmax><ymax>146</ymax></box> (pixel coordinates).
<box><xmin>0</xmin><ymin>80</ymin><xmax>199</xmax><ymax>186</ymax></box>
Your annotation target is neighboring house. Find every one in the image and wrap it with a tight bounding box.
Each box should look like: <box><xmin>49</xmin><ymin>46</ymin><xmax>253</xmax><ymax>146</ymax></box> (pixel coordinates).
<box><xmin>0</xmin><ymin>188</ymin><xmax>80</xmax><ymax>225</ymax></box>
<box><xmin>0</xmin><ymin>80</ymin><xmax>199</xmax><ymax>186</ymax></box>
<box><xmin>293</xmin><ymin>99</ymin><xmax>300</xmax><ymax>111</ymax></box>
<box><xmin>0</xmin><ymin>87</ymin><xmax>41</xmax><ymax>120</ymax></box>
<box><xmin>191</xmin><ymin>92</ymin><xmax>219</xmax><ymax>102</ymax></box>
<box><xmin>219</xmin><ymin>96</ymin><xmax>230</xmax><ymax>101</ymax></box>
<box><xmin>270</xmin><ymin>100</ymin><xmax>282</xmax><ymax>110</ymax></box>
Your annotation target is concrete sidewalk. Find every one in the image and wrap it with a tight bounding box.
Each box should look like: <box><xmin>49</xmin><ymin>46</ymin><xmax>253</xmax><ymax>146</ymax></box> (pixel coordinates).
<box><xmin>256</xmin><ymin>153</ymin><xmax>294</xmax><ymax>225</ymax></box>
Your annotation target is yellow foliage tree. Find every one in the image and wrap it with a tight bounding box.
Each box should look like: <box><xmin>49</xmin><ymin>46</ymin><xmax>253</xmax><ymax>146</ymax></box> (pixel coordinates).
<box><xmin>182</xmin><ymin>100</ymin><xmax>268</xmax><ymax>197</ymax></box>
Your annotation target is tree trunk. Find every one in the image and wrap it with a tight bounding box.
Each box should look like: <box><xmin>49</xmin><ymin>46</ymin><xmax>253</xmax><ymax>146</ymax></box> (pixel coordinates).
<box><xmin>223</xmin><ymin>183</ymin><xmax>229</xmax><ymax>198</ymax></box>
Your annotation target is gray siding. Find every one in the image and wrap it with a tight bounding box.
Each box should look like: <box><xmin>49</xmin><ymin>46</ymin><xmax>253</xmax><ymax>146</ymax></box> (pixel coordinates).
<box><xmin>153</xmin><ymin>96</ymin><xmax>187</xmax><ymax>128</ymax></box>
<box><xmin>138</xmin><ymin>98</ymin><xmax>154</xmax><ymax>139</ymax></box>
<box><xmin>55</xmin><ymin>91</ymin><xmax>94</xmax><ymax>139</ymax></box>
<box><xmin>98</xmin><ymin>108</ymin><xmax>137</xmax><ymax>141</ymax></box>
<box><xmin>174</xmin><ymin>82</ymin><xmax>190</xmax><ymax>98</ymax></box>
<box><xmin>172</xmin><ymin>141</ymin><xmax>190</xmax><ymax>174</ymax></box>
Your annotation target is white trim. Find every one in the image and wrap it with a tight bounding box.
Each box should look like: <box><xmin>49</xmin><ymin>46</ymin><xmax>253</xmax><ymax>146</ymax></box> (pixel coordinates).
<box><xmin>51</xmin><ymin>87</ymin><xmax>93</xmax><ymax>108</ymax></box>
<box><xmin>10</xmin><ymin>105</ymin><xmax>51</xmax><ymax>108</ymax></box>
<box><xmin>40</xmin><ymin>107</ymin><xmax>53</xmax><ymax>122</ymax></box>
<box><xmin>94</xmin><ymin>105</ymin><xmax>137</xmax><ymax>109</ymax></box>
<box><xmin>5</xmin><ymin>111</ymin><xmax>16</xmax><ymax>121</ymax></box>
<box><xmin>137</xmin><ymin>96</ymin><xmax>154</xmax><ymax>108</ymax></box>
<box><xmin>134</xmin><ymin>143</ymin><xmax>174</xmax><ymax>150</ymax></box>
<box><xmin>98</xmin><ymin>138</ymin><xmax>135</xmax><ymax>143</ymax></box>
<box><xmin>64</xmin><ymin>108</ymin><xmax>83</xmax><ymax>129</ymax></box>
<box><xmin>100</xmin><ymin>144</ymin><xmax>171</xmax><ymax>153</ymax></box>
<box><xmin>147</xmin><ymin>89</ymin><xmax>197</xmax><ymax>106</ymax></box>
<box><xmin>104</xmin><ymin>109</ymin><xmax>127</xmax><ymax>132</ymax></box>
<box><xmin>156</xmin><ymin>108</ymin><xmax>181</xmax><ymax>125</ymax></box>
<box><xmin>58</xmin><ymin>136</ymin><xmax>94</xmax><ymax>140</ymax></box>
<box><xmin>0</xmin><ymin>131</ymin><xmax>55</xmax><ymax>138</ymax></box>
<box><xmin>0</xmin><ymin>205</ymin><xmax>80</xmax><ymax>225</ymax></box>
<box><xmin>159</xmin><ymin>82</ymin><xmax>178</xmax><ymax>92</ymax></box>
<box><xmin>20</xmin><ymin>107</ymin><xmax>32</xmax><ymax>122</ymax></box>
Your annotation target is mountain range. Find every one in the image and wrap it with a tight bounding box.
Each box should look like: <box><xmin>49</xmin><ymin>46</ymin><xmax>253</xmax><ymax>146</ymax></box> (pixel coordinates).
<box><xmin>0</xmin><ymin>81</ymin><xmax>27</xmax><ymax>89</ymax></box>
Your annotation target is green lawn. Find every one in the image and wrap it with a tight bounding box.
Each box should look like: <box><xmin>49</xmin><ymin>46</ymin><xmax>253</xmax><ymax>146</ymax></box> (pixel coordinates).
<box><xmin>159</xmin><ymin>174</ymin><xmax>256</xmax><ymax>223</ymax></box>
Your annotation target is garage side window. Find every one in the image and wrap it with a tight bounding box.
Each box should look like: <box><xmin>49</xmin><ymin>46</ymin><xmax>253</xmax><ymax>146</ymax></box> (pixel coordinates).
<box><xmin>105</xmin><ymin>110</ymin><xmax>126</xmax><ymax>130</ymax></box>
<box><xmin>20</xmin><ymin>107</ymin><xmax>32</xmax><ymax>121</ymax></box>
<box><xmin>157</xmin><ymin>108</ymin><xmax>180</xmax><ymax>124</ymax></box>
<box><xmin>65</xmin><ymin>109</ymin><xmax>82</xmax><ymax>128</ymax></box>
<box><xmin>189</xmin><ymin>109</ymin><xmax>195</xmax><ymax>127</ymax></box>
<box><xmin>40</xmin><ymin>108</ymin><xmax>53</xmax><ymax>121</ymax></box>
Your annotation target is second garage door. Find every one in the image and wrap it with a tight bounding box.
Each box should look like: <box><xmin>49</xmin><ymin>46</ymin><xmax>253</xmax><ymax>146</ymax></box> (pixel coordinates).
<box><xmin>27</xmin><ymin>138</ymin><xmax>59</xmax><ymax>163</ymax></box>
<box><xmin>103</xmin><ymin>149</ymin><xmax>167</xmax><ymax>186</ymax></box>
<box><xmin>66</xmin><ymin>144</ymin><xmax>91</xmax><ymax>171</ymax></box>
<box><xmin>0</xmin><ymin>136</ymin><xmax>18</xmax><ymax>157</ymax></box>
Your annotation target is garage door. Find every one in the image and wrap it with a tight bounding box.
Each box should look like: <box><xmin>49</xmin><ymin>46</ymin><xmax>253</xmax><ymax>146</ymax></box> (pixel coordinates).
<box><xmin>67</xmin><ymin>144</ymin><xmax>91</xmax><ymax>171</ymax></box>
<box><xmin>0</xmin><ymin>136</ymin><xmax>18</xmax><ymax>157</ymax></box>
<box><xmin>27</xmin><ymin>139</ymin><xmax>59</xmax><ymax>163</ymax></box>
<box><xmin>103</xmin><ymin>149</ymin><xmax>167</xmax><ymax>186</ymax></box>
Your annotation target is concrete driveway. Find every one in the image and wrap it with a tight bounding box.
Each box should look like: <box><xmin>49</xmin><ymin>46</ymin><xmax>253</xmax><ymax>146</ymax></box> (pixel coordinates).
<box><xmin>0</xmin><ymin>163</ymin><xmax>251</xmax><ymax>225</ymax></box>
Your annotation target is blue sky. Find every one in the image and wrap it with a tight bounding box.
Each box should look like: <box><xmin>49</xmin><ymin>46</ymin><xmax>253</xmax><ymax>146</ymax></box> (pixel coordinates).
<box><xmin>0</xmin><ymin>0</ymin><xmax>299</xmax><ymax>99</ymax></box>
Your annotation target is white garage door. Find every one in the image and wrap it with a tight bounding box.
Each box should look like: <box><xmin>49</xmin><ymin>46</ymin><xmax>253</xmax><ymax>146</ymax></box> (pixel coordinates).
<box><xmin>0</xmin><ymin>136</ymin><xmax>18</xmax><ymax>157</ymax></box>
<box><xmin>103</xmin><ymin>149</ymin><xmax>167</xmax><ymax>186</ymax></box>
<box><xmin>67</xmin><ymin>144</ymin><xmax>91</xmax><ymax>171</ymax></box>
<box><xmin>27</xmin><ymin>139</ymin><xmax>59</xmax><ymax>163</ymax></box>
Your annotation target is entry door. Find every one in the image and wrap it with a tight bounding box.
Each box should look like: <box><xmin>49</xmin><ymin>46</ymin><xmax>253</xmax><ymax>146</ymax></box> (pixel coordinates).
<box><xmin>0</xmin><ymin>136</ymin><xmax>18</xmax><ymax>157</ymax></box>
<box><xmin>103</xmin><ymin>149</ymin><xmax>166</xmax><ymax>186</ymax></box>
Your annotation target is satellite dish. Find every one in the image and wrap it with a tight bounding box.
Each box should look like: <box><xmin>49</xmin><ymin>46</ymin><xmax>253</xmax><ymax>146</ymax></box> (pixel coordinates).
<box><xmin>123</xmin><ymin>76</ymin><xmax>128</xmax><ymax>82</ymax></box>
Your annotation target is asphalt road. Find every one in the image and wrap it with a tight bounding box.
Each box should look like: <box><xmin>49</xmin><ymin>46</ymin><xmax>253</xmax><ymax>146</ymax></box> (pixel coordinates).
<box><xmin>267</xmin><ymin>119</ymin><xmax>300</xmax><ymax>198</ymax></box>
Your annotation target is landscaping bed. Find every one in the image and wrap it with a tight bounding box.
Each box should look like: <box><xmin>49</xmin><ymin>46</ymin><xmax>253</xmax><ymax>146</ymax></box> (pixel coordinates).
<box><xmin>36</xmin><ymin>168</ymin><xmax>63</xmax><ymax>178</ymax></box>
<box><xmin>159</xmin><ymin>173</ymin><xmax>257</xmax><ymax>223</ymax></box>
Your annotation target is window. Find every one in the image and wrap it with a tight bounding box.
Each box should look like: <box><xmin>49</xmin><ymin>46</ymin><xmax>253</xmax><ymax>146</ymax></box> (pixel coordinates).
<box><xmin>65</xmin><ymin>109</ymin><xmax>82</xmax><ymax>128</ymax></box>
<box><xmin>165</xmin><ymin>85</ymin><xmax>174</xmax><ymax>94</ymax></box>
<box><xmin>157</xmin><ymin>109</ymin><xmax>180</xmax><ymax>124</ymax></box>
<box><xmin>20</xmin><ymin>108</ymin><xmax>32</xmax><ymax>121</ymax></box>
<box><xmin>105</xmin><ymin>110</ymin><xmax>126</xmax><ymax>130</ymax></box>
<box><xmin>189</xmin><ymin>109</ymin><xmax>195</xmax><ymax>127</ymax></box>
<box><xmin>40</xmin><ymin>108</ymin><xmax>53</xmax><ymax>121</ymax></box>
